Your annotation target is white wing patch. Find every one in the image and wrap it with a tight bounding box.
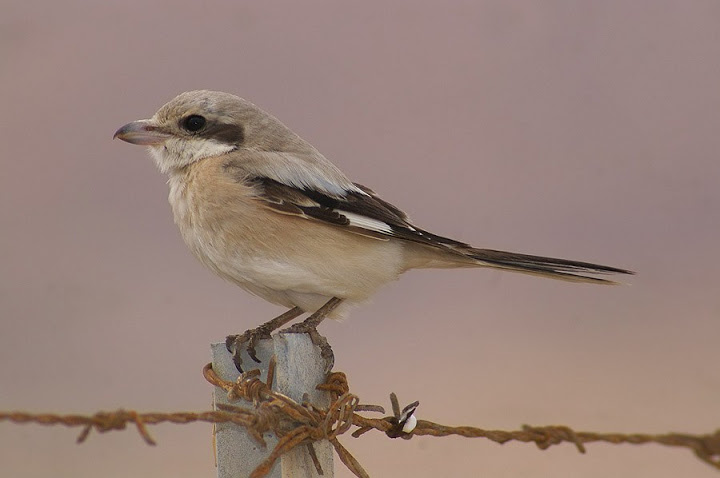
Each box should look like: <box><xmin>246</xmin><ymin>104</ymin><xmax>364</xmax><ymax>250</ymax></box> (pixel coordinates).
<box><xmin>338</xmin><ymin>211</ymin><xmax>394</xmax><ymax>234</ymax></box>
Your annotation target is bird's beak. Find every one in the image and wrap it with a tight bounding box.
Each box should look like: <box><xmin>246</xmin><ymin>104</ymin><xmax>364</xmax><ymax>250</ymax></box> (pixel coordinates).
<box><xmin>113</xmin><ymin>120</ymin><xmax>172</xmax><ymax>146</ymax></box>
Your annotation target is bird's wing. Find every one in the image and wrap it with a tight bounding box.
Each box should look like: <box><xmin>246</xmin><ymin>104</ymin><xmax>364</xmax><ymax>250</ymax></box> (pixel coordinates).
<box><xmin>235</xmin><ymin>171</ymin><xmax>633</xmax><ymax>284</ymax></box>
<box><xmin>245</xmin><ymin>175</ymin><xmax>471</xmax><ymax>247</ymax></box>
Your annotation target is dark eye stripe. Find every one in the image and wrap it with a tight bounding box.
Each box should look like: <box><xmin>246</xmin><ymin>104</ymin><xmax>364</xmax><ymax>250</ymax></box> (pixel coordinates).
<box><xmin>203</xmin><ymin>122</ymin><xmax>245</xmax><ymax>144</ymax></box>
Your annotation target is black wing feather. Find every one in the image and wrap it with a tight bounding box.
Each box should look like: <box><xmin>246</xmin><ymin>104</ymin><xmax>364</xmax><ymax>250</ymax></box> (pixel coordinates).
<box><xmin>247</xmin><ymin>176</ymin><xmax>468</xmax><ymax>248</ymax></box>
<box><xmin>241</xmin><ymin>175</ymin><xmax>633</xmax><ymax>281</ymax></box>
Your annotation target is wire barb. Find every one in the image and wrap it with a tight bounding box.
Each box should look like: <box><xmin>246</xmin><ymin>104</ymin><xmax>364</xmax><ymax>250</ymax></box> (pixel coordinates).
<box><xmin>1</xmin><ymin>365</ymin><xmax>719</xmax><ymax>476</ymax></box>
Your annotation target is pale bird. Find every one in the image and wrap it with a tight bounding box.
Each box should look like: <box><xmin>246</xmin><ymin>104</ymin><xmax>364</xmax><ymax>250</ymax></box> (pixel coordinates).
<box><xmin>114</xmin><ymin>90</ymin><xmax>632</xmax><ymax>370</ymax></box>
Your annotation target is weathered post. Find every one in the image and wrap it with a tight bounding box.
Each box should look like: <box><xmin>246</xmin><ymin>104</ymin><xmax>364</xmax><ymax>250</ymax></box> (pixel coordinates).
<box><xmin>211</xmin><ymin>334</ymin><xmax>334</xmax><ymax>477</ymax></box>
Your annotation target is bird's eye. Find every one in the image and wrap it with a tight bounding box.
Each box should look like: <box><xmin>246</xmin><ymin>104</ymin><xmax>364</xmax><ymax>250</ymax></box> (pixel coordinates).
<box><xmin>182</xmin><ymin>115</ymin><xmax>206</xmax><ymax>132</ymax></box>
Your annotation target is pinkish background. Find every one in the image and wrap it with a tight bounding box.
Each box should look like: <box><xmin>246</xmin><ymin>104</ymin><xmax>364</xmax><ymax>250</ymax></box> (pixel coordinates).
<box><xmin>2</xmin><ymin>1</ymin><xmax>719</xmax><ymax>477</ymax></box>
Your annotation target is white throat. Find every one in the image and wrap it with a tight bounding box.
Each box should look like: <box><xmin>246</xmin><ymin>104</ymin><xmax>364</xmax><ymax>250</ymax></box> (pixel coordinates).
<box><xmin>149</xmin><ymin>138</ymin><xmax>236</xmax><ymax>174</ymax></box>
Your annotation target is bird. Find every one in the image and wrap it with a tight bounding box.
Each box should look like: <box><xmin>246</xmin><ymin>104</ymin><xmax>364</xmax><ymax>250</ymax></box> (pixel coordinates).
<box><xmin>114</xmin><ymin>90</ymin><xmax>632</xmax><ymax>370</ymax></box>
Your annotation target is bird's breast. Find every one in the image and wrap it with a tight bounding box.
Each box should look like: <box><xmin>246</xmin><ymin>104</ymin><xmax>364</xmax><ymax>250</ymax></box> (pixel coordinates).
<box><xmin>167</xmin><ymin>164</ymin><xmax>261</xmax><ymax>283</ymax></box>
<box><xmin>165</xmin><ymin>158</ymin><xmax>407</xmax><ymax>305</ymax></box>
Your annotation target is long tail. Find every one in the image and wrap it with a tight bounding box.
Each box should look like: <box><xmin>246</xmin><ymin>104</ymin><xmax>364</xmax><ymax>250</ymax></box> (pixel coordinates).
<box><xmin>466</xmin><ymin>248</ymin><xmax>634</xmax><ymax>284</ymax></box>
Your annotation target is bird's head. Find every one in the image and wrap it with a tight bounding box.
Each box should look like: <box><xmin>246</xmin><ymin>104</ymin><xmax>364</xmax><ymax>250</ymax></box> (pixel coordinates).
<box><xmin>114</xmin><ymin>90</ymin><xmax>299</xmax><ymax>174</ymax></box>
<box><xmin>114</xmin><ymin>90</ymin><xmax>360</xmax><ymax>195</ymax></box>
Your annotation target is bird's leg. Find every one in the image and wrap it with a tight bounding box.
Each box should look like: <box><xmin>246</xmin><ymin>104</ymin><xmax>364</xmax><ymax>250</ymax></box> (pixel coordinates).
<box><xmin>282</xmin><ymin>297</ymin><xmax>342</xmax><ymax>332</ymax></box>
<box><xmin>281</xmin><ymin>297</ymin><xmax>343</xmax><ymax>372</ymax></box>
<box><xmin>225</xmin><ymin>306</ymin><xmax>303</xmax><ymax>372</ymax></box>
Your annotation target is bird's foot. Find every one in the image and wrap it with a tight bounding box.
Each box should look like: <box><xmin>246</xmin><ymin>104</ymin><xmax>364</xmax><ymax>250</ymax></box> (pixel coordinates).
<box><xmin>280</xmin><ymin>322</ymin><xmax>335</xmax><ymax>373</ymax></box>
<box><xmin>225</xmin><ymin>307</ymin><xmax>305</xmax><ymax>373</ymax></box>
<box><xmin>225</xmin><ymin>324</ymin><xmax>273</xmax><ymax>373</ymax></box>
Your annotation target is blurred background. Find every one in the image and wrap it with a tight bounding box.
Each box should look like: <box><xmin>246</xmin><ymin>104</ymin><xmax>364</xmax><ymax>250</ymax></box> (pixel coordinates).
<box><xmin>1</xmin><ymin>1</ymin><xmax>719</xmax><ymax>477</ymax></box>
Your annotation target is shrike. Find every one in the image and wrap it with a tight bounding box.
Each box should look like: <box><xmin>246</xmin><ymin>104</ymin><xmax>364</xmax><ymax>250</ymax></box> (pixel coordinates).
<box><xmin>115</xmin><ymin>90</ymin><xmax>632</xmax><ymax>370</ymax></box>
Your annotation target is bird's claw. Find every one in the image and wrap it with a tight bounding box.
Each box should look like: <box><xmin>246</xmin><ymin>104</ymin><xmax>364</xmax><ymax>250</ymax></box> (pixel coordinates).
<box><xmin>280</xmin><ymin>323</ymin><xmax>335</xmax><ymax>373</ymax></box>
<box><xmin>225</xmin><ymin>326</ymin><xmax>273</xmax><ymax>373</ymax></box>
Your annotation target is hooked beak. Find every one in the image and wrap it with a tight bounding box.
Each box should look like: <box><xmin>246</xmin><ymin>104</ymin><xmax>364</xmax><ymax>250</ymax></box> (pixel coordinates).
<box><xmin>113</xmin><ymin>120</ymin><xmax>172</xmax><ymax>146</ymax></box>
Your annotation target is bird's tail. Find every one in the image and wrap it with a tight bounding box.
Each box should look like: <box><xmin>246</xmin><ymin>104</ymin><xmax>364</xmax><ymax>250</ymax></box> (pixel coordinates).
<box><xmin>463</xmin><ymin>248</ymin><xmax>633</xmax><ymax>284</ymax></box>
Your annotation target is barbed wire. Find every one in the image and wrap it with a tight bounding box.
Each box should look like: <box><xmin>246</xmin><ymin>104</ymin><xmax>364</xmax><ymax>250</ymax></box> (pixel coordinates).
<box><xmin>1</xmin><ymin>358</ymin><xmax>719</xmax><ymax>477</ymax></box>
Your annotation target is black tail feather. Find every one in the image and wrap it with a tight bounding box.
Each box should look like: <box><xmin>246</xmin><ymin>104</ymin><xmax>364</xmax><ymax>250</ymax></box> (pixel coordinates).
<box><xmin>467</xmin><ymin>248</ymin><xmax>634</xmax><ymax>284</ymax></box>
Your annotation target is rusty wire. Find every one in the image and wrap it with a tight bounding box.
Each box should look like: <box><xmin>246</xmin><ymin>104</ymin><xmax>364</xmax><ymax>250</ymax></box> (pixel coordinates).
<box><xmin>1</xmin><ymin>362</ymin><xmax>719</xmax><ymax>477</ymax></box>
